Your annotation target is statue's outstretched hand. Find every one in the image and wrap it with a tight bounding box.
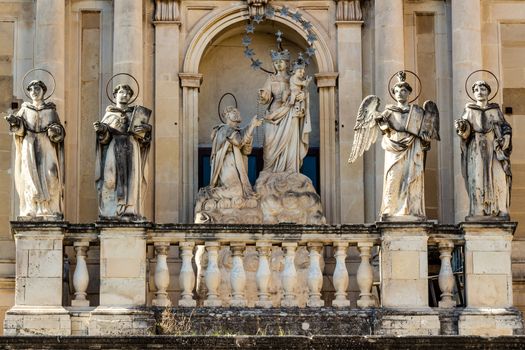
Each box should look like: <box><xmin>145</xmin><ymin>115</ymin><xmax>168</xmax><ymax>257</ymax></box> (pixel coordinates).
<box><xmin>251</xmin><ymin>116</ymin><xmax>263</xmax><ymax>127</ymax></box>
<box><xmin>454</xmin><ymin>119</ymin><xmax>468</xmax><ymax>135</ymax></box>
<box><xmin>4</xmin><ymin>114</ymin><xmax>19</xmax><ymax>126</ymax></box>
<box><xmin>93</xmin><ymin>121</ymin><xmax>105</xmax><ymax>133</ymax></box>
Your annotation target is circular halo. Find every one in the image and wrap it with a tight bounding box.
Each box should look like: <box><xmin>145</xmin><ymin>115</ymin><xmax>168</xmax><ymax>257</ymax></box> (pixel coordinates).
<box><xmin>22</xmin><ymin>68</ymin><xmax>56</xmax><ymax>101</ymax></box>
<box><xmin>105</xmin><ymin>73</ymin><xmax>140</xmax><ymax>105</ymax></box>
<box><xmin>465</xmin><ymin>69</ymin><xmax>500</xmax><ymax>102</ymax></box>
<box><xmin>388</xmin><ymin>70</ymin><xmax>422</xmax><ymax>104</ymax></box>
<box><xmin>218</xmin><ymin>93</ymin><xmax>238</xmax><ymax>123</ymax></box>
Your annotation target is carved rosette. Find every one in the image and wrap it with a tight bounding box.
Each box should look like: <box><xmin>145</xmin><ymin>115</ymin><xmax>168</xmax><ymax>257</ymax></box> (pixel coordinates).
<box><xmin>336</xmin><ymin>0</ymin><xmax>362</xmax><ymax>21</ymax></box>
<box><xmin>154</xmin><ymin>0</ymin><xmax>180</xmax><ymax>22</ymax></box>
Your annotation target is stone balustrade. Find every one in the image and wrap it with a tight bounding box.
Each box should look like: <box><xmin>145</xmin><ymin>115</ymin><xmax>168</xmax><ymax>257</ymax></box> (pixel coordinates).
<box><xmin>61</xmin><ymin>223</ymin><xmax>463</xmax><ymax>309</ymax></box>
<box><xmin>5</xmin><ymin>222</ymin><xmax>522</xmax><ymax>336</ymax></box>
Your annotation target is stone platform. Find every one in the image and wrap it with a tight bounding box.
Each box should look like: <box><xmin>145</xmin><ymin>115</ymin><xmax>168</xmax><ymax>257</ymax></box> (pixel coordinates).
<box><xmin>0</xmin><ymin>335</ymin><xmax>525</xmax><ymax>349</ymax></box>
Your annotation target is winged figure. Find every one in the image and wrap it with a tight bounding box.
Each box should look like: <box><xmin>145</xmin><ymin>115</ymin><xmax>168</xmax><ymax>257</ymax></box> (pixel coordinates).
<box><xmin>348</xmin><ymin>71</ymin><xmax>440</xmax><ymax>221</ymax></box>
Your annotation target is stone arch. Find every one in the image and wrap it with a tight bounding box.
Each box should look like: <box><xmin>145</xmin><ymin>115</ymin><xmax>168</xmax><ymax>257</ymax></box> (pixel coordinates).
<box><xmin>180</xmin><ymin>5</ymin><xmax>338</xmax><ymax>222</ymax></box>
<box><xmin>182</xmin><ymin>5</ymin><xmax>334</xmax><ymax>74</ymax></box>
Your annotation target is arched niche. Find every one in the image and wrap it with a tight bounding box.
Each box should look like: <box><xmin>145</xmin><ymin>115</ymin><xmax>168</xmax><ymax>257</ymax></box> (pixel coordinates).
<box><xmin>180</xmin><ymin>5</ymin><xmax>337</xmax><ymax>222</ymax></box>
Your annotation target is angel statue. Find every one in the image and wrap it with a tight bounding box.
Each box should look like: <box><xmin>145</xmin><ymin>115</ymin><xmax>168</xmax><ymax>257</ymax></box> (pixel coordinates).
<box><xmin>348</xmin><ymin>71</ymin><xmax>440</xmax><ymax>221</ymax></box>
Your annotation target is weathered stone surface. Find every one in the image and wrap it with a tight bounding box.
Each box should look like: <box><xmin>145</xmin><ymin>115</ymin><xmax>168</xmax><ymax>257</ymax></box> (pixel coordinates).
<box><xmin>1</xmin><ymin>335</ymin><xmax>525</xmax><ymax>349</ymax></box>
<box><xmin>256</xmin><ymin>171</ymin><xmax>326</xmax><ymax>224</ymax></box>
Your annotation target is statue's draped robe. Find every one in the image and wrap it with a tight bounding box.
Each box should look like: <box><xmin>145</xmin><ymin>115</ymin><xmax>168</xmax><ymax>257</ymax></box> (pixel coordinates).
<box><xmin>260</xmin><ymin>73</ymin><xmax>311</xmax><ymax>173</ymax></box>
<box><xmin>12</xmin><ymin>102</ymin><xmax>64</xmax><ymax>217</ymax></box>
<box><xmin>459</xmin><ymin>103</ymin><xmax>512</xmax><ymax>218</ymax></box>
<box><xmin>95</xmin><ymin>106</ymin><xmax>151</xmax><ymax>218</ymax></box>
<box><xmin>210</xmin><ymin>123</ymin><xmax>254</xmax><ymax>197</ymax></box>
<box><xmin>380</xmin><ymin>104</ymin><xmax>427</xmax><ymax>219</ymax></box>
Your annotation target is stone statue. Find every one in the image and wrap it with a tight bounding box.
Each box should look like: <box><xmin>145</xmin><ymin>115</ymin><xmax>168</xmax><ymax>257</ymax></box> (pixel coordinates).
<box><xmin>258</xmin><ymin>50</ymin><xmax>311</xmax><ymax>173</ymax></box>
<box><xmin>194</xmin><ymin>107</ymin><xmax>262</xmax><ymax>223</ymax></box>
<box><xmin>94</xmin><ymin>84</ymin><xmax>152</xmax><ymax>221</ymax></box>
<box><xmin>209</xmin><ymin>106</ymin><xmax>262</xmax><ymax>197</ymax></box>
<box><xmin>4</xmin><ymin>80</ymin><xmax>65</xmax><ymax>220</ymax></box>
<box><xmin>455</xmin><ymin>80</ymin><xmax>512</xmax><ymax>220</ymax></box>
<box><xmin>348</xmin><ymin>71</ymin><xmax>440</xmax><ymax>221</ymax></box>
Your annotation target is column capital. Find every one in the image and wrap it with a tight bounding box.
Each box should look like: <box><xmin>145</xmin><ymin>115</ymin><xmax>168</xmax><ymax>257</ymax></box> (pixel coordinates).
<box><xmin>335</xmin><ymin>0</ymin><xmax>363</xmax><ymax>21</ymax></box>
<box><xmin>315</xmin><ymin>72</ymin><xmax>338</xmax><ymax>88</ymax></box>
<box><xmin>154</xmin><ymin>0</ymin><xmax>180</xmax><ymax>22</ymax></box>
<box><xmin>179</xmin><ymin>73</ymin><xmax>203</xmax><ymax>88</ymax></box>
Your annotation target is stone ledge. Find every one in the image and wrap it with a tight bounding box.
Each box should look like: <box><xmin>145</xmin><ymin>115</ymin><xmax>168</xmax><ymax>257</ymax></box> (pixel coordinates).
<box><xmin>0</xmin><ymin>335</ymin><xmax>525</xmax><ymax>349</ymax></box>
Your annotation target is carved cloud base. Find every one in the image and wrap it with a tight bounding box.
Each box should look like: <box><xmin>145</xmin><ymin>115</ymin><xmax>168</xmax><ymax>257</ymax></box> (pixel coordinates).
<box><xmin>195</xmin><ymin>171</ymin><xmax>326</xmax><ymax>225</ymax></box>
<box><xmin>256</xmin><ymin>171</ymin><xmax>326</xmax><ymax>225</ymax></box>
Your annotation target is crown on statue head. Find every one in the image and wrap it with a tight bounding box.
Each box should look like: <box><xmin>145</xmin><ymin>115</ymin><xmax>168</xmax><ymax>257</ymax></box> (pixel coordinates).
<box><xmin>292</xmin><ymin>56</ymin><xmax>306</xmax><ymax>71</ymax></box>
<box><xmin>396</xmin><ymin>71</ymin><xmax>407</xmax><ymax>83</ymax></box>
<box><xmin>270</xmin><ymin>49</ymin><xmax>291</xmax><ymax>61</ymax></box>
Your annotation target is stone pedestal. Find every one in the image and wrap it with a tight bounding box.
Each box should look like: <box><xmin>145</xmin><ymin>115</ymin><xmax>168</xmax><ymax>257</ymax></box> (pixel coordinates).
<box><xmin>458</xmin><ymin>222</ymin><xmax>524</xmax><ymax>336</ymax></box>
<box><xmin>3</xmin><ymin>222</ymin><xmax>71</xmax><ymax>335</ymax></box>
<box><xmin>377</xmin><ymin>222</ymin><xmax>440</xmax><ymax>335</ymax></box>
<box><xmin>89</xmin><ymin>222</ymin><xmax>154</xmax><ymax>335</ymax></box>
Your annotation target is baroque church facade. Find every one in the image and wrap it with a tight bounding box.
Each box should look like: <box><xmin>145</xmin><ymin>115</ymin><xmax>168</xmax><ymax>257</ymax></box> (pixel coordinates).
<box><xmin>0</xmin><ymin>0</ymin><xmax>524</xmax><ymax>336</ymax></box>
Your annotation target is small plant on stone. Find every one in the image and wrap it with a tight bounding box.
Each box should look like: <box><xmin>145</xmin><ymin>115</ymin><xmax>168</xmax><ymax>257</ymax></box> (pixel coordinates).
<box><xmin>157</xmin><ymin>307</ymin><xmax>194</xmax><ymax>335</ymax></box>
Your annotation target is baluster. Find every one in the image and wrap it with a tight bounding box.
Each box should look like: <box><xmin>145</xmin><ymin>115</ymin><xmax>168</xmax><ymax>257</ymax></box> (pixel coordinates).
<box><xmin>357</xmin><ymin>241</ymin><xmax>376</xmax><ymax>308</ymax></box>
<box><xmin>72</xmin><ymin>241</ymin><xmax>90</xmax><ymax>307</ymax></box>
<box><xmin>281</xmin><ymin>242</ymin><xmax>298</xmax><ymax>307</ymax></box>
<box><xmin>152</xmin><ymin>242</ymin><xmax>171</xmax><ymax>307</ymax></box>
<box><xmin>332</xmin><ymin>242</ymin><xmax>350</xmax><ymax>307</ymax></box>
<box><xmin>256</xmin><ymin>242</ymin><xmax>273</xmax><ymax>308</ymax></box>
<box><xmin>230</xmin><ymin>243</ymin><xmax>247</xmax><ymax>307</ymax></box>
<box><xmin>178</xmin><ymin>242</ymin><xmax>196</xmax><ymax>307</ymax></box>
<box><xmin>204</xmin><ymin>242</ymin><xmax>222</xmax><ymax>307</ymax></box>
<box><xmin>438</xmin><ymin>240</ymin><xmax>456</xmax><ymax>308</ymax></box>
<box><xmin>307</xmin><ymin>242</ymin><xmax>324</xmax><ymax>307</ymax></box>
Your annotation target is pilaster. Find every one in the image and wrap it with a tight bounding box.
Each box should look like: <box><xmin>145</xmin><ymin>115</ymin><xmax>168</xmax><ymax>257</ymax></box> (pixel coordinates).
<box><xmin>372</xmin><ymin>0</ymin><xmax>404</xmax><ymax>218</ymax></box>
<box><xmin>154</xmin><ymin>12</ymin><xmax>182</xmax><ymax>222</ymax></box>
<box><xmin>336</xmin><ymin>20</ymin><xmax>364</xmax><ymax>223</ymax></box>
<box><xmin>315</xmin><ymin>72</ymin><xmax>339</xmax><ymax>224</ymax></box>
<box><xmin>180</xmin><ymin>73</ymin><xmax>203</xmax><ymax>222</ymax></box>
<box><xmin>451</xmin><ymin>0</ymin><xmax>482</xmax><ymax>222</ymax></box>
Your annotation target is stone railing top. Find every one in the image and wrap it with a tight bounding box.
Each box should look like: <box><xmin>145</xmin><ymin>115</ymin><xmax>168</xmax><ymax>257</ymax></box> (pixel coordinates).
<box><xmin>10</xmin><ymin>221</ymin><xmax>515</xmax><ymax>245</ymax></box>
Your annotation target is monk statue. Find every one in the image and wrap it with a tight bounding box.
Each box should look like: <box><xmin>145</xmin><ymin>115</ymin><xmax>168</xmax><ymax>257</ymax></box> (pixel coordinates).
<box><xmin>455</xmin><ymin>80</ymin><xmax>512</xmax><ymax>221</ymax></box>
<box><xmin>94</xmin><ymin>84</ymin><xmax>152</xmax><ymax>221</ymax></box>
<box><xmin>4</xmin><ymin>80</ymin><xmax>65</xmax><ymax>220</ymax></box>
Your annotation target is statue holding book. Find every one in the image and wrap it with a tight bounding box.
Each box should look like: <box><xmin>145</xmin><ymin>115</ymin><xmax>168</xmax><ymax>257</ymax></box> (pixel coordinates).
<box><xmin>94</xmin><ymin>78</ymin><xmax>152</xmax><ymax>221</ymax></box>
<box><xmin>348</xmin><ymin>71</ymin><xmax>440</xmax><ymax>221</ymax></box>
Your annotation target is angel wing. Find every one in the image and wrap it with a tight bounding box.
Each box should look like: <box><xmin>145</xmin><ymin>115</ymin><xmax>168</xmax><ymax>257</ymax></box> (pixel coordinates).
<box><xmin>421</xmin><ymin>100</ymin><xmax>440</xmax><ymax>141</ymax></box>
<box><xmin>348</xmin><ymin>95</ymin><xmax>381</xmax><ymax>163</ymax></box>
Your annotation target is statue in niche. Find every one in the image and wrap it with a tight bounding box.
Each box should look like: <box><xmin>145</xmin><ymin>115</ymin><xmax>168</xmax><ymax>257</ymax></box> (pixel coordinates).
<box><xmin>254</xmin><ymin>51</ymin><xmax>324</xmax><ymax>224</ymax></box>
<box><xmin>258</xmin><ymin>51</ymin><xmax>311</xmax><ymax>173</ymax></box>
<box><xmin>348</xmin><ymin>71</ymin><xmax>440</xmax><ymax>221</ymax></box>
<box><xmin>94</xmin><ymin>83</ymin><xmax>152</xmax><ymax>221</ymax></box>
<box><xmin>194</xmin><ymin>106</ymin><xmax>262</xmax><ymax>224</ymax></box>
<box><xmin>455</xmin><ymin>80</ymin><xmax>512</xmax><ymax>220</ymax></box>
<box><xmin>4</xmin><ymin>79</ymin><xmax>65</xmax><ymax>220</ymax></box>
